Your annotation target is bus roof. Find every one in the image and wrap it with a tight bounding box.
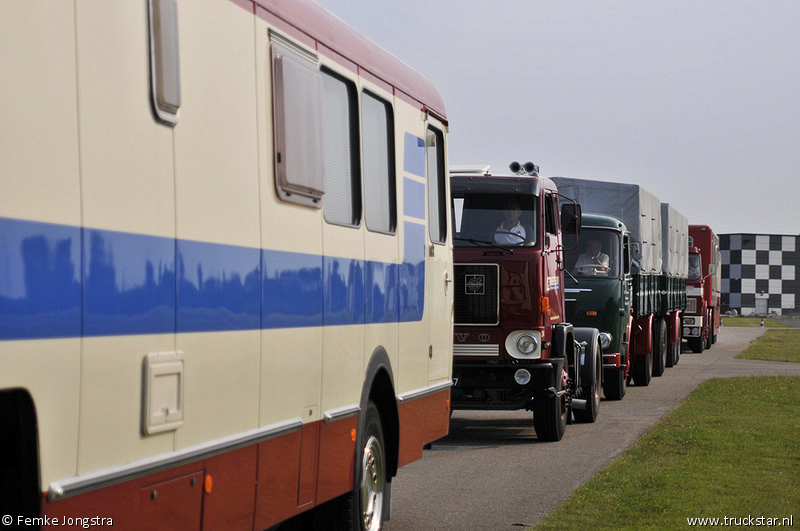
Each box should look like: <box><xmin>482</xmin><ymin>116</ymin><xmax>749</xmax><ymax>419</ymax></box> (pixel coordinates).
<box><xmin>255</xmin><ymin>0</ymin><xmax>447</xmax><ymax>121</ymax></box>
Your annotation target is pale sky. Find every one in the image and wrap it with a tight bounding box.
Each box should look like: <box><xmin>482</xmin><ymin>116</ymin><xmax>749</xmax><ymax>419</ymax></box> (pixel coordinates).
<box><xmin>313</xmin><ymin>0</ymin><xmax>800</xmax><ymax>236</ymax></box>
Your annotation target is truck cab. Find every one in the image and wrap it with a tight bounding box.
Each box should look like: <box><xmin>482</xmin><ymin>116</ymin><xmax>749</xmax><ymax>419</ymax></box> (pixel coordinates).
<box><xmin>563</xmin><ymin>213</ymin><xmax>633</xmax><ymax>400</ymax></box>
<box><xmin>449</xmin><ymin>164</ymin><xmax>602</xmax><ymax>442</ymax></box>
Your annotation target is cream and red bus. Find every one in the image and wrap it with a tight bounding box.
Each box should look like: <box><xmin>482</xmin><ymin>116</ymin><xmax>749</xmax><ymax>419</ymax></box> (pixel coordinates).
<box><xmin>0</xmin><ymin>0</ymin><xmax>452</xmax><ymax>529</ymax></box>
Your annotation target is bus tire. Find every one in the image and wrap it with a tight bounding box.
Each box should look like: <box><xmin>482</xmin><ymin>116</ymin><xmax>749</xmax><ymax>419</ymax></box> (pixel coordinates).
<box><xmin>353</xmin><ymin>401</ymin><xmax>386</xmax><ymax>531</ymax></box>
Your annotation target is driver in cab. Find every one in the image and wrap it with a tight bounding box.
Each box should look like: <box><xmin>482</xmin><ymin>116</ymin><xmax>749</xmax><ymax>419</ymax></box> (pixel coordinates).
<box><xmin>573</xmin><ymin>239</ymin><xmax>610</xmax><ymax>276</ymax></box>
<box><xmin>495</xmin><ymin>200</ymin><xmax>527</xmax><ymax>244</ymax></box>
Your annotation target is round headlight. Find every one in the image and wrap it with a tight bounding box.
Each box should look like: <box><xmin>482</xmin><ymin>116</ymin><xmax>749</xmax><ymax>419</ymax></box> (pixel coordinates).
<box><xmin>514</xmin><ymin>369</ymin><xmax>532</xmax><ymax>386</ymax></box>
<box><xmin>599</xmin><ymin>332</ymin><xmax>612</xmax><ymax>350</ymax></box>
<box><xmin>516</xmin><ymin>334</ymin><xmax>538</xmax><ymax>355</ymax></box>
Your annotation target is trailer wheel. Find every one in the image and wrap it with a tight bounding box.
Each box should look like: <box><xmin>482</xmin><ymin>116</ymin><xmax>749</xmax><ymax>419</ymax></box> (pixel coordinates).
<box><xmin>631</xmin><ymin>347</ymin><xmax>651</xmax><ymax>386</ymax></box>
<box><xmin>666</xmin><ymin>339</ymin><xmax>679</xmax><ymax>367</ymax></box>
<box><xmin>533</xmin><ymin>365</ymin><xmax>568</xmax><ymax>441</ymax></box>
<box><xmin>573</xmin><ymin>338</ymin><xmax>601</xmax><ymax>423</ymax></box>
<box><xmin>603</xmin><ymin>369</ymin><xmax>626</xmax><ymax>400</ymax></box>
<box><xmin>652</xmin><ymin>319</ymin><xmax>667</xmax><ymax>377</ymax></box>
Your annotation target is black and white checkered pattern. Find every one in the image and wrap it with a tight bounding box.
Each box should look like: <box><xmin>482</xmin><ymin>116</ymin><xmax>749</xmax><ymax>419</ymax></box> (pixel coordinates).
<box><xmin>721</xmin><ymin>234</ymin><xmax>799</xmax><ymax>315</ymax></box>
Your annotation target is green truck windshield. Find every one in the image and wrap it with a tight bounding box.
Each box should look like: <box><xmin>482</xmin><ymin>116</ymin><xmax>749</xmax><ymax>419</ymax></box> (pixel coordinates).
<box><xmin>564</xmin><ymin>229</ymin><xmax>621</xmax><ymax>278</ymax></box>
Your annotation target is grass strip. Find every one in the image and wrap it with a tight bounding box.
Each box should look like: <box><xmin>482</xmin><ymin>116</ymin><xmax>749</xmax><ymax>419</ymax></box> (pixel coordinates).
<box><xmin>722</xmin><ymin>316</ymin><xmax>791</xmax><ymax>328</ymax></box>
<box><xmin>532</xmin><ymin>376</ymin><xmax>800</xmax><ymax>530</ymax></box>
<box><xmin>736</xmin><ymin>329</ymin><xmax>800</xmax><ymax>363</ymax></box>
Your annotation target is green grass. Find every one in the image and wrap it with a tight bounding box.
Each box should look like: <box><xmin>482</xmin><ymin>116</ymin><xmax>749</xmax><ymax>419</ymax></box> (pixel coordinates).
<box><xmin>722</xmin><ymin>316</ymin><xmax>790</xmax><ymax>328</ymax></box>
<box><xmin>531</xmin><ymin>376</ymin><xmax>800</xmax><ymax>530</ymax></box>
<box><xmin>736</xmin><ymin>329</ymin><xmax>800</xmax><ymax>363</ymax></box>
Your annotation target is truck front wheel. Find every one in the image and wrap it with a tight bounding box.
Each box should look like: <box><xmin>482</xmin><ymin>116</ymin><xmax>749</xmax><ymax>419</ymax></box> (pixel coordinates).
<box><xmin>573</xmin><ymin>337</ymin><xmax>601</xmax><ymax>423</ymax></box>
<box><xmin>533</xmin><ymin>365</ymin><xmax>568</xmax><ymax>441</ymax></box>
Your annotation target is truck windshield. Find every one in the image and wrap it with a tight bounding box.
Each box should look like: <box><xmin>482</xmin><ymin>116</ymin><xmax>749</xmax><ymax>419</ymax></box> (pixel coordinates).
<box><xmin>564</xmin><ymin>229</ymin><xmax>621</xmax><ymax>278</ymax></box>
<box><xmin>452</xmin><ymin>193</ymin><xmax>537</xmax><ymax>247</ymax></box>
<box><xmin>688</xmin><ymin>253</ymin><xmax>702</xmax><ymax>280</ymax></box>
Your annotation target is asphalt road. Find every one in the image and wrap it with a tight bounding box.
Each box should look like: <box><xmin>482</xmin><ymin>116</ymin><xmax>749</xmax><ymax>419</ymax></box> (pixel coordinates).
<box><xmin>384</xmin><ymin>326</ymin><xmax>800</xmax><ymax>531</ymax></box>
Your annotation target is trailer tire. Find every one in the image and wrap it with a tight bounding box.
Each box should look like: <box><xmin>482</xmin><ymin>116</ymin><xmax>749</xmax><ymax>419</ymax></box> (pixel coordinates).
<box><xmin>533</xmin><ymin>365</ymin><xmax>568</xmax><ymax>442</ymax></box>
<box><xmin>652</xmin><ymin>318</ymin><xmax>667</xmax><ymax>377</ymax></box>
<box><xmin>631</xmin><ymin>348</ymin><xmax>652</xmax><ymax>386</ymax></box>
<box><xmin>603</xmin><ymin>369</ymin><xmax>626</xmax><ymax>400</ymax></box>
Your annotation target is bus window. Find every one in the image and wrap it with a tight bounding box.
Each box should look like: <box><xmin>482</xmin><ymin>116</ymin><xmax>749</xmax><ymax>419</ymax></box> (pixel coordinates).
<box><xmin>147</xmin><ymin>0</ymin><xmax>181</xmax><ymax>125</ymax></box>
<box><xmin>322</xmin><ymin>69</ymin><xmax>360</xmax><ymax>227</ymax></box>
<box><xmin>361</xmin><ymin>91</ymin><xmax>396</xmax><ymax>234</ymax></box>
<box><xmin>427</xmin><ymin>126</ymin><xmax>446</xmax><ymax>244</ymax></box>
<box><xmin>271</xmin><ymin>33</ymin><xmax>324</xmax><ymax>207</ymax></box>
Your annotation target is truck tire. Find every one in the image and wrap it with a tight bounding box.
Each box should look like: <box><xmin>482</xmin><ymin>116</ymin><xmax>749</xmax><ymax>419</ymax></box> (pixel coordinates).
<box><xmin>652</xmin><ymin>318</ymin><xmax>667</xmax><ymax>377</ymax></box>
<box><xmin>666</xmin><ymin>339</ymin><xmax>679</xmax><ymax>368</ymax></box>
<box><xmin>533</xmin><ymin>365</ymin><xmax>568</xmax><ymax>442</ymax></box>
<box><xmin>688</xmin><ymin>335</ymin><xmax>704</xmax><ymax>353</ymax></box>
<box><xmin>603</xmin><ymin>368</ymin><xmax>626</xmax><ymax>400</ymax></box>
<box><xmin>631</xmin><ymin>348</ymin><xmax>651</xmax><ymax>386</ymax></box>
<box><xmin>573</xmin><ymin>330</ymin><xmax>601</xmax><ymax>423</ymax></box>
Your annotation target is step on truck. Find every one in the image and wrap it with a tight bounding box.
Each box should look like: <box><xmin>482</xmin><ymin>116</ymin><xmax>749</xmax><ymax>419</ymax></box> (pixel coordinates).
<box><xmin>552</xmin><ymin>178</ymin><xmax>688</xmax><ymax>398</ymax></box>
<box><xmin>449</xmin><ymin>163</ymin><xmax>602</xmax><ymax>442</ymax></box>
<box><xmin>684</xmin><ymin>225</ymin><xmax>722</xmax><ymax>352</ymax></box>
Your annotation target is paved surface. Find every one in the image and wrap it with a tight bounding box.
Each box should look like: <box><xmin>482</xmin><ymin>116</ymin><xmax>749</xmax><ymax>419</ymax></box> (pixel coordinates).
<box><xmin>383</xmin><ymin>326</ymin><xmax>800</xmax><ymax>531</ymax></box>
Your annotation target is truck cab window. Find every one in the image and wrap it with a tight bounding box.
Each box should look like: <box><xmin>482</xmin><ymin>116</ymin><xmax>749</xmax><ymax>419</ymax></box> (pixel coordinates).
<box><xmin>565</xmin><ymin>229</ymin><xmax>621</xmax><ymax>278</ymax></box>
<box><xmin>452</xmin><ymin>194</ymin><xmax>536</xmax><ymax>247</ymax></box>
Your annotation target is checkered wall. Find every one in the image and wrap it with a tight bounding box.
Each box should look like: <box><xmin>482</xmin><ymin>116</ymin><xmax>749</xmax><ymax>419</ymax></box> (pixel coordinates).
<box><xmin>720</xmin><ymin>234</ymin><xmax>800</xmax><ymax>315</ymax></box>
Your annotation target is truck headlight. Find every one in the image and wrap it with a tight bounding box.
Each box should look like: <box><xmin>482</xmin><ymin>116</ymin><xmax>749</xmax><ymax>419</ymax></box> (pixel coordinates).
<box><xmin>516</xmin><ymin>334</ymin><xmax>538</xmax><ymax>355</ymax></box>
<box><xmin>599</xmin><ymin>332</ymin><xmax>612</xmax><ymax>350</ymax></box>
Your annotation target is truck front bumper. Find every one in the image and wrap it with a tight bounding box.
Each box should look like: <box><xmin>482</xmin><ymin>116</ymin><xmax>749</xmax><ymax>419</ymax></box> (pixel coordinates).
<box><xmin>450</xmin><ymin>358</ymin><xmax>565</xmax><ymax>411</ymax></box>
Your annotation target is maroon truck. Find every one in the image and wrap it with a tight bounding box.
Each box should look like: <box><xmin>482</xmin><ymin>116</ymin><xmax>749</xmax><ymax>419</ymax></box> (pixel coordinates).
<box><xmin>449</xmin><ymin>163</ymin><xmax>602</xmax><ymax>441</ymax></box>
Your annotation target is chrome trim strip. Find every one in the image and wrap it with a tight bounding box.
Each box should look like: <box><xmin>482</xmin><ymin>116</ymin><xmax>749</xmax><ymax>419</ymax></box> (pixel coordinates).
<box><xmin>397</xmin><ymin>380</ymin><xmax>453</xmax><ymax>404</ymax></box>
<box><xmin>48</xmin><ymin>417</ymin><xmax>303</xmax><ymax>502</ymax></box>
<box><xmin>323</xmin><ymin>405</ymin><xmax>361</xmax><ymax>424</ymax></box>
<box><xmin>454</xmin><ymin>344</ymin><xmax>499</xmax><ymax>356</ymax></box>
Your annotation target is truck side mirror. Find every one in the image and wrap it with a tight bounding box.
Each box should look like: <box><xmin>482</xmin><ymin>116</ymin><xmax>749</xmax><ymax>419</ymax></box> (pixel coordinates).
<box><xmin>560</xmin><ymin>203</ymin><xmax>581</xmax><ymax>235</ymax></box>
<box><xmin>708</xmin><ymin>263</ymin><xmax>716</xmax><ymax>275</ymax></box>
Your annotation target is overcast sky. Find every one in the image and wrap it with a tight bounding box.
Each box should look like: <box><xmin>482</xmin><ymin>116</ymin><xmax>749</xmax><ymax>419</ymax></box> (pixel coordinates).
<box><xmin>313</xmin><ymin>0</ymin><xmax>800</xmax><ymax>236</ymax></box>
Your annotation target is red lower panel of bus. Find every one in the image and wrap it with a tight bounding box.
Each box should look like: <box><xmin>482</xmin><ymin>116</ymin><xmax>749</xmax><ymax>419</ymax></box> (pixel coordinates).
<box><xmin>41</xmin><ymin>390</ymin><xmax>448</xmax><ymax>530</ymax></box>
<box><xmin>397</xmin><ymin>389</ymin><xmax>450</xmax><ymax>469</ymax></box>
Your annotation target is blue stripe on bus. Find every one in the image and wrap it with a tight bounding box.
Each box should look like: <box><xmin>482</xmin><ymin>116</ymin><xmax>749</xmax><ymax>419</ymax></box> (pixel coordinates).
<box><xmin>403</xmin><ymin>132</ymin><xmax>425</xmax><ymax>177</ymax></box>
<box><xmin>0</xmin><ymin>217</ymin><xmax>426</xmax><ymax>340</ymax></box>
<box><xmin>403</xmin><ymin>178</ymin><xmax>426</xmax><ymax>220</ymax></box>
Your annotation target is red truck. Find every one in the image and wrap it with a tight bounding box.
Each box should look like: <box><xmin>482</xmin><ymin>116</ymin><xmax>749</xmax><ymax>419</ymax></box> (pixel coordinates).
<box><xmin>684</xmin><ymin>225</ymin><xmax>722</xmax><ymax>352</ymax></box>
<box><xmin>449</xmin><ymin>163</ymin><xmax>602</xmax><ymax>442</ymax></box>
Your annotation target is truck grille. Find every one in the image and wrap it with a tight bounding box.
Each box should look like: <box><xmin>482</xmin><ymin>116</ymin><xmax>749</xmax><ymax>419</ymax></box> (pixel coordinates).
<box><xmin>454</xmin><ymin>263</ymin><xmax>499</xmax><ymax>325</ymax></box>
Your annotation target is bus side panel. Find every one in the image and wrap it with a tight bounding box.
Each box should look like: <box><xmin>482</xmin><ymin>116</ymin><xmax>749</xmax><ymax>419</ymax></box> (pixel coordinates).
<box><xmin>397</xmin><ymin>388</ymin><xmax>451</xmax><ymax>468</ymax></box>
<box><xmin>255</xmin><ymin>430</ymin><xmax>304</xmax><ymax>530</ymax></box>
<box><xmin>74</xmin><ymin>0</ymin><xmax>179</xmax><ymax>476</ymax></box>
<box><xmin>317</xmin><ymin>415</ymin><xmax>358</xmax><ymax>505</ymax></box>
<box><xmin>202</xmin><ymin>445</ymin><xmax>259</xmax><ymax>531</ymax></box>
